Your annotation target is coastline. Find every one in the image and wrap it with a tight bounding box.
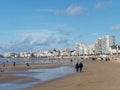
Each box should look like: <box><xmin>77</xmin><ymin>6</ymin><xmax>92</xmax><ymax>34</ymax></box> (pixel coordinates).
<box><xmin>0</xmin><ymin>60</ymin><xmax>74</xmax><ymax>84</ymax></box>
<box><xmin>1</xmin><ymin>57</ymin><xmax>120</xmax><ymax>90</ymax></box>
<box><xmin>26</xmin><ymin>58</ymin><xmax>120</xmax><ymax>90</ymax></box>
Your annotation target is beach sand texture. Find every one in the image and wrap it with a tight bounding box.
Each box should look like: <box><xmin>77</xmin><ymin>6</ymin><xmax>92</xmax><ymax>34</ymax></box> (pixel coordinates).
<box><xmin>0</xmin><ymin>63</ymin><xmax>70</xmax><ymax>81</ymax></box>
<box><xmin>1</xmin><ymin>58</ymin><xmax>120</xmax><ymax>90</ymax></box>
<box><xmin>27</xmin><ymin>59</ymin><xmax>120</xmax><ymax>90</ymax></box>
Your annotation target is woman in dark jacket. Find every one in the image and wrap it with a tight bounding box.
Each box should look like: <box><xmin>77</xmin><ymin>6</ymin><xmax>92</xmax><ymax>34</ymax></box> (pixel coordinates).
<box><xmin>75</xmin><ymin>62</ymin><xmax>79</xmax><ymax>72</ymax></box>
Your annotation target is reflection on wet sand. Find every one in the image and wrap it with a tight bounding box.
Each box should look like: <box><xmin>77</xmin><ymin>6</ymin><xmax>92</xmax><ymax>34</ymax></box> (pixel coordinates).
<box><xmin>0</xmin><ymin>66</ymin><xmax>75</xmax><ymax>90</ymax></box>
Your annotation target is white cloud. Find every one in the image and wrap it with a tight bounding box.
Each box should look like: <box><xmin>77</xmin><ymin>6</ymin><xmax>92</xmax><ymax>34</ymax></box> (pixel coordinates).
<box><xmin>96</xmin><ymin>0</ymin><xmax>112</xmax><ymax>9</ymax></box>
<box><xmin>66</xmin><ymin>5</ymin><xmax>84</xmax><ymax>16</ymax></box>
<box><xmin>56</xmin><ymin>5</ymin><xmax>85</xmax><ymax>16</ymax></box>
<box><xmin>19</xmin><ymin>30</ymin><xmax>58</xmax><ymax>47</ymax></box>
<box><xmin>111</xmin><ymin>25</ymin><xmax>120</xmax><ymax>31</ymax></box>
<box><xmin>0</xmin><ymin>29</ymin><xmax>73</xmax><ymax>53</ymax></box>
<box><xmin>35</xmin><ymin>5</ymin><xmax>85</xmax><ymax>16</ymax></box>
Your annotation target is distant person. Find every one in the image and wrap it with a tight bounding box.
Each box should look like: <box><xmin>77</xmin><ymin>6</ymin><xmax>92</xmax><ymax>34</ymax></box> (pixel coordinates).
<box><xmin>70</xmin><ymin>59</ymin><xmax>73</xmax><ymax>63</ymax></box>
<box><xmin>105</xmin><ymin>57</ymin><xmax>110</xmax><ymax>61</ymax></box>
<box><xmin>79</xmin><ymin>62</ymin><xmax>83</xmax><ymax>72</ymax></box>
<box><xmin>108</xmin><ymin>57</ymin><xmax>110</xmax><ymax>61</ymax></box>
<box><xmin>75</xmin><ymin>62</ymin><xmax>79</xmax><ymax>72</ymax></box>
<box><xmin>26</xmin><ymin>63</ymin><xmax>30</xmax><ymax>67</ymax></box>
<box><xmin>13</xmin><ymin>61</ymin><xmax>15</xmax><ymax>67</ymax></box>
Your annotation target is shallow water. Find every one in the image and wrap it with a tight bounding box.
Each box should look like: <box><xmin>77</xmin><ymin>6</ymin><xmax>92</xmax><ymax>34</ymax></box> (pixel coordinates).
<box><xmin>0</xmin><ymin>58</ymin><xmax>76</xmax><ymax>65</ymax></box>
<box><xmin>28</xmin><ymin>66</ymin><xmax>75</xmax><ymax>82</ymax></box>
<box><xmin>0</xmin><ymin>66</ymin><xmax>75</xmax><ymax>90</ymax></box>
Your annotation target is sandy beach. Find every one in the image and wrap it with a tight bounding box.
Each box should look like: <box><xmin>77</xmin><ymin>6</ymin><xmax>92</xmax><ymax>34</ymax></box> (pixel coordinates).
<box><xmin>0</xmin><ymin>61</ymin><xmax>72</xmax><ymax>83</ymax></box>
<box><xmin>26</xmin><ymin>58</ymin><xmax>120</xmax><ymax>90</ymax></box>
<box><xmin>1</xmin><ymin>58</ymin><xmax>120</xmax><ymax>90</ymax></box>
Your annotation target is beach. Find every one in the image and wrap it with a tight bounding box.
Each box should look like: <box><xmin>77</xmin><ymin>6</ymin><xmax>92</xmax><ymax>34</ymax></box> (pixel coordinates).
<box><xmin>1</xmin><ymin>58</ymin><xmax>120</xmax><ymax>90</ymax></box>
<box><xmin>26</xmin><ymin>58</ymin><xmax>120</xmax><ymax>90</ymax></box>
<box><xmin>0</xmin><ymin>59</ymin><xmax>76</xmax><ymax>90</ymax></box>
<box><xmin>0</xmin><ymin>61</ymin><xmax>72</xmax><ymax>82</ymax></box>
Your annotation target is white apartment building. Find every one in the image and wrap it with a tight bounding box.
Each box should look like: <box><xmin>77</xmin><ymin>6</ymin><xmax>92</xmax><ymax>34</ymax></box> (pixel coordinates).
<box><xmin>75</xmin><ymin>43</ymin><xmax>95</xmax><ymax>55</ymax></box>
<box><xmin>34</xmin><ymin>50</ymin><xmax>50</xmax><ymax>57</ymax></box>
<box><xmin>59</xmin><ymin>48</ymin><xmax>71</xmax><ymax>56</ymax></box>
<box><xmin>75</xmin><ymin>43</ymin><xmax>86</xmax><ymax>55</ymax></box>
<box><xmin>94</xmin><ymin>35</ymin><xmax>115</xmax><ymax>54</ymax></box>
<box><xmin>19</xmin><ymin>52</ymin><xmax>32</xmax><ymax>58</ymax></box>
<box><xmin>3</xmin><ymin>52</ymin><xmax>18</xmax><ymax>58</ymax></box>
<box><xmin>87</xmin><ymin>45</ymin><xmax>95</xmax><ymax>55</ymax></box>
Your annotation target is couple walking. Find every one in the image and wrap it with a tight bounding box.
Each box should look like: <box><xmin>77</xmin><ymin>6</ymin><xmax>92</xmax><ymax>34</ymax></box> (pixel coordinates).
<box><xmin>75</xmin><ymin>62</ymin><xmax>83</xmax><ymax>72</ymax></box>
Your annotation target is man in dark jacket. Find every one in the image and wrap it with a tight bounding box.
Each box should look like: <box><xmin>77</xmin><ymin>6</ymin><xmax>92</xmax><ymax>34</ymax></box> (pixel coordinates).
<box><xmin>79</xmin><ymin>62</ymin><xmax>83</xmax><ymax>72</ymax></box>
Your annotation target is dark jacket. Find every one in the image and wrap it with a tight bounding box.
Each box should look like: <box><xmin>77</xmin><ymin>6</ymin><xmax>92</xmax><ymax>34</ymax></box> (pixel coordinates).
<box><xmin>75</xmin><ymin>63</ymin><xmax>79</xmax><ymax>68</ymax></box>
<box><xmin>79</xmin><ymin>63</ymin><xmax>83</xmax><ymax>68</ymax></box>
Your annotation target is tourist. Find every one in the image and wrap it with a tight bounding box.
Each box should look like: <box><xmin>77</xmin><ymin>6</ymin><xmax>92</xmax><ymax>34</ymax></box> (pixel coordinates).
<box><xmin>75</xmin><ymin>62</ymin><xmax>79</xmax><ymax>72</ymax></box>
<box><xmin>26</xmin><ymin>62</ymin><xmax>30</xmax><ymax>67</ymax></box>
<box><xmin>70</xmin><ymin>59</ymin><xmax>73</xmax><ymax>64</ymax></box>
<box><xmin>13</xmin><ymin>61</ymin><xmax>15</xmax><ymax>67</ymax></box>
<box><xmin>105</xmin><ymin>57</ymin><xmax>110</xmax><ymax>61</ymax></box>
<box><xmin>79</xmin><ymin>62</ymin><xmax>83</xmax><ymax>72</ymax></box>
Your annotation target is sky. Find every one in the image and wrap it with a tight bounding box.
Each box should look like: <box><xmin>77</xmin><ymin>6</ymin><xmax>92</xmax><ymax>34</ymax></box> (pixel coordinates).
<box><xmin>0</xmin><ymin>0</ymin><xmax>120</xmax><ymax>53</ymax></box>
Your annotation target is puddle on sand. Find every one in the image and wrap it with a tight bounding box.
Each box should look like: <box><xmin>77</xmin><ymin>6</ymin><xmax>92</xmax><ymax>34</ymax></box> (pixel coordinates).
<box><xmin>0</xmin><ymin>66</ymin><xmax>75</xmax><ymax>90</ymax></box>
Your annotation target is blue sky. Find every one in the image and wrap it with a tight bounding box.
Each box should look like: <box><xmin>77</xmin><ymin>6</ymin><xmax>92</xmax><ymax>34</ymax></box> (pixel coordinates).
<box><xmin>0</xmin><ymin>0</ymin><xmax>120</xmax><ymax>53</ymax></box>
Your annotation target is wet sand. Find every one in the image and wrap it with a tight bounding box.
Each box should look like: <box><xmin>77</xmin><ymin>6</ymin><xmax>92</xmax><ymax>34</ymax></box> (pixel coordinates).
<box><xmin>26</xmin><ymin>59</ymin><xmax>120</xmax><ymax>90</ymax></box>
<box><xmin>1</xmin><ymin>58</ymin><xmax>120</xmax><ymax>90</ymax></box>
<box><xmin>0</xmin><ymin>61</ymin><xmax>73</xmax><ymax>84</ymax></box>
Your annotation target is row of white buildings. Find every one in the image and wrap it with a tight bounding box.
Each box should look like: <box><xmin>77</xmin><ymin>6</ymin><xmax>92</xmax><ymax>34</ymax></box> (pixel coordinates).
<box><xmin>2</xmin><ymin>35</ymin><xmax>119</xmax><ymax>58</ymax></box>
<box><xmin>3</xmin><ymin>48</ymin><xmax>75</xmax><ymax>58</ymax></box>
<box><xmin>75</xmin><ymin>35</ymin><xmax>118</xmax><ymax>55</ymax></box>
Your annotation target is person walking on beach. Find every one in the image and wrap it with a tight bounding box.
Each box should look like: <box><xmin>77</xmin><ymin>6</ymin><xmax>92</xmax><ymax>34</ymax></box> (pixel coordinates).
<box><xmin>75</xmin><ymin>62</ymin><xmax>79</xmax><ymax>72</ymax></box>
<box><xmin>79</xmin><ymin>62</ymin><xmax>83</xmax><ymax>72</ymax></box>
<box><xmin>26</xmin><ymin>62</ymin><xmax>30</xmax><ymax>67</ymax></box>
<box><xmin>13</xmin><ymin>61</ymin><xmax>15</xmax><ymax>67</ymax></box>
<box><xmin>70</xmin><ymin>59</ymin><xmax>73</xmax><ymax>63</ymax></box>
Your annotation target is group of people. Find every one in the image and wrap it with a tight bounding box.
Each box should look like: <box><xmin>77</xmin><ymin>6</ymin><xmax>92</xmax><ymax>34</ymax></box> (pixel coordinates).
<box><xmin>1</xmin><ymin>61</ymin><xmax>30</xmax><ymax>68</ymax></box>
<box><xmin>75</xmin><ymin>62</ymin><xmax>83</xmax><ymax>72</ymax></box>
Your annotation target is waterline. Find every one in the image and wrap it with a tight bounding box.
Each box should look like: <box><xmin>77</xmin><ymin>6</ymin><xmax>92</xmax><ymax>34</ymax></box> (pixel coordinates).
<box><xmin>0</xmin><ymin>66</ymin><xmax>75</xmax><ymax>90</ymax></box>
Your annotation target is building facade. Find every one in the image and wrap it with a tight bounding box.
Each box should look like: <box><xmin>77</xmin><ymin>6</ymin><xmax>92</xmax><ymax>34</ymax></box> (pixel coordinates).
<box><xmin>94</xmin><ymin>35</ymin><xmax>115</xmax><ymax>54</ymax></box>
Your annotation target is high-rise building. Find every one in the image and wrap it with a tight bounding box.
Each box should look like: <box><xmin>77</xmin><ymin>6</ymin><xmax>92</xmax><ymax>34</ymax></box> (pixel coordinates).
<box><xmin>75</xmin><ymin>43</ymin><xmax>86</xmax><ymax>55</ymax></box>
<box><xmin>94</xmin><ymin>35</ymin><xmax>115</xmax><ymax>54</ymax></box>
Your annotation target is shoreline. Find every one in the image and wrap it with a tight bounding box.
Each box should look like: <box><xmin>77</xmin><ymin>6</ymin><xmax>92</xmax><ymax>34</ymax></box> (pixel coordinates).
<box><xmin>0</xmin><ymin>60</ymin><xmax>74</xmax><ymax>83</ymax></box>
<box><xmin>1</xmin><ymin>58</ymin><xmax>120</xmax><ymax>90</ymax></box>
<box><xmin>26</xmin><ymin>58</ymin><xmax>120</xmax><ymax>90</ymax></box>
<box><xmin>0</xmin><ymin>62</ymin><xmax>76</xmax><ymax>90</ymax></box>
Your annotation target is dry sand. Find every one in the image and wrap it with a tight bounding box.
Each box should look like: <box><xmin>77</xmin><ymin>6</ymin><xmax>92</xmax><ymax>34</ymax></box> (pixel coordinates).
<box><xmin>26</xmin><ymin>59</ymin><xmax>120</xmax><ymax>90</ymax></box>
